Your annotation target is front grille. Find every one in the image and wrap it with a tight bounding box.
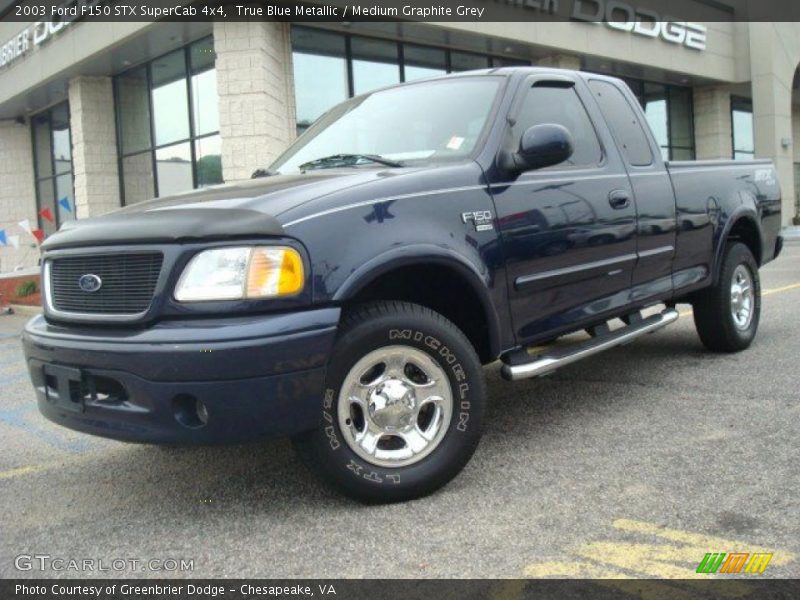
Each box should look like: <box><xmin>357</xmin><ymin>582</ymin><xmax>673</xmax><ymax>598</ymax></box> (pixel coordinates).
<box><xmin>48</xmin><ymin>253</ymin><xmax>164</xmax><ymax>315</ymax></box>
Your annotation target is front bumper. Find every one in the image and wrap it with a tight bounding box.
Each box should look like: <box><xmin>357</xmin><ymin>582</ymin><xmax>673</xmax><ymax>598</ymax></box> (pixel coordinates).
<box><xmin>22</xmin><ymin>308</ymin><xmax>340</xmax><ymax>444</ymax></box>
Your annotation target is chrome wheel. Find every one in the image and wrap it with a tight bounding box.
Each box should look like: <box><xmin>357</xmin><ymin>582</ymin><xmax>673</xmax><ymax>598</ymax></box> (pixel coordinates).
<box><xmin>730</xmin><ymin>264</ymin><xmax>755</xmax><ymax>330</ymax></box>
<box><xmin>337</xmin><ymin>345</ymin><xmax>453</xmax><ymax>468</ymax></box>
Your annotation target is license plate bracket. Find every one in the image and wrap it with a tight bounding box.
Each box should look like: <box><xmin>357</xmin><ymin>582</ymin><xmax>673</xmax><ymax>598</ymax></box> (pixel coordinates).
<box><xmin>43</xmin><ymin>364</ymin><xmax>85</xmax><ymax>413</ymax></box>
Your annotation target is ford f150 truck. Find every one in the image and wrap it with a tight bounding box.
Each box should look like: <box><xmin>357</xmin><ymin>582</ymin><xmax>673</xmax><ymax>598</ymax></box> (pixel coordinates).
<box><xmin>22</xmin><ymin>68</ymin><xmax>783</xmax><ymax>502</ymax></box>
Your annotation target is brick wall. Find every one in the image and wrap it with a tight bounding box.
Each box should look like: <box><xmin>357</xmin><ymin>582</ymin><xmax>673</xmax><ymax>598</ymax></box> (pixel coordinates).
<box><xmin>214</xmin><ymin>21</ymin><xmax>297</xmax><ymax>183</ymax></box>
<box><xmin>0</xmin><ymin>120</ymin><xmax>41</xmax><ymax>272</ymax></box>
<box><xmin>693</xmin><ymin>86</ymin><xmax>733</xmax><ymax>160</ymax></box>
<box><xmin>68</xmin><ymin>76</ymin><xmax>122</xmax><ymax>217</ymax></box>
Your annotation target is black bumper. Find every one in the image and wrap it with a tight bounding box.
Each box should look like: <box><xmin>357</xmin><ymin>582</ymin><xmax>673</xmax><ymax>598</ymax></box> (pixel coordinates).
<box><xmin>22</xmin><ymin>308</ymin><xmax>340</xmax><ymax>444</ymax></box>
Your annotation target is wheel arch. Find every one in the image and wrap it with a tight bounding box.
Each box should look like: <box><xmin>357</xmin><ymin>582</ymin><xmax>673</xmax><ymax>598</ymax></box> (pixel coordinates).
<box><xmin>713</xmin><ymin>212</ymin><xmax>763</xmax><ymax>285</ymax></box>
<box><xmin>333</xmin><ymin>247</ymin><xmax>502</xmax><ymax>364</ymax></box>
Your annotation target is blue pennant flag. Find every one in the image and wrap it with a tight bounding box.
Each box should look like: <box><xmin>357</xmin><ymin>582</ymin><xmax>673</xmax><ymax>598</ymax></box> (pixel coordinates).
<box><xmin>0</xmin><ymin>230</ymin><xmax>6</xmax><ymax>246</ymax></box>
<box><xmin>58</xmin><ymin>197</ymin><xmax>72</xmax><ymax>212</ymax></box>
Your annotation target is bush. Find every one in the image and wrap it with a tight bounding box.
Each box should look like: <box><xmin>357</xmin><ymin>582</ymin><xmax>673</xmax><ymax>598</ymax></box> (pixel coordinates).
<box><xmin>15</xmin><ymin>280</ymin><xmax>38</xmax><ymax>297</ymax></box>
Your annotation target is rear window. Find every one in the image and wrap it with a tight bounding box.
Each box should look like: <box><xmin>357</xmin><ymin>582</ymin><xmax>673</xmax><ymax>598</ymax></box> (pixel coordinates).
<box><xmin>588</xmin><ymin>80</ymin><xmax>653</xmax><ymax>167</ymax></box>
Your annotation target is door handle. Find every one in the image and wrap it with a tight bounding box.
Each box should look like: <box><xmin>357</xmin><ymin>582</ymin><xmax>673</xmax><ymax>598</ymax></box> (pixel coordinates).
<box><xmin>608</xmin><ymin>190</ymin><xmax>631</xmax><ymax>210</ymax></box>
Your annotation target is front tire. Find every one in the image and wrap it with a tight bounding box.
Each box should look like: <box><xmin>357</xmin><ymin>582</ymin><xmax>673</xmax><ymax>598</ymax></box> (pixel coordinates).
<box><xmin>692</xmin><ymin>242</ymin><xmax>761</xmax><ymax>352</ymax></box>
<box><xmin>293</xmin><ymin>301</ymin><xmax>486</xmax><ymax>503</ymax></box>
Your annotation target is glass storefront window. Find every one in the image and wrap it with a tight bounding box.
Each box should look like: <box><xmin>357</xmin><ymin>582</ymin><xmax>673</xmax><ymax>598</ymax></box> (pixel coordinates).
<box><xmin>31</xmin><ymin>102</ymin><xmax>76</xmax><ymax>235</ymax></box>
<box><xmin>644</xmin><ymin>97</ymin><xmax>669</xmax><ymax>161</ymax></box>
<box><xmin>114</xmin><ymin>36</ymin><xmax>222</xmax><ymax>204</ymax></box>
<box><xmin>732</xmin><ymin>97</ymin><xmax>755</xmax><ymax>160</ymax></box>
<box><xmin>623</xmin><ymin>78</ymin><xmax>695</xmax><ymax>161</ymax></box>
<box><xmin>116</xmin><ymin>66</ymin><xmax>152</xmax><ymax>155</ymax></box>
<box><xmin>195</xmin><ymin>135</ymin><xmax>223</xmax><ymax>187</ymax></box>
<box><xmin>351</xmin><ymin>37</ymin><xmax>400</xmax><ymax>95</ymax></box>
<box><xmin>668</xmin><ymin>87</ymin><xmax>694</xmax><ymax>155</ymax></box>
<box><xmin>404</xmin><ymin>45</ymin><xmax>447</xmax><ymax>81</ymax></box>
<box><xmin>290</xmin><ymin>26</ymin><xmax>529</xmax><ymax>134</ymax></box>
<box><xmin>450</xmin><ymin>52</ymin><xmax>490</xmax><ymax>72</ymax></box>
<box><xmin>191</xmin><ymin>68</ymin><xmax>219</xmax><ymax>137</ymax></box>
<box><xmin>155</xmin><ymin>142</ymin><xmax>193</xmax><ymax>197</ymax></box>
<box><xmin>151</xmin><ymin>50</ymin><xmax>190</xmax><ymax>146</ymax></box>
<box><xmin>291</xmin><ymin>28</ymin><xmax>348</xmax><ymax>131</ymax></box>
<box><xmin>51</xmin><ymin>103</ymin><xmax>72</xmax><ymax>174</ymax></box>
<box><xmin>121</xmin><ymin>153</ymin><xmax>155</xmax><ymax>205</ymax></box>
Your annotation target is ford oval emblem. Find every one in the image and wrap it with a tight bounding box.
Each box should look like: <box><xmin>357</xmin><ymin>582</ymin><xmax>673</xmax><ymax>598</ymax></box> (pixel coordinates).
<box><xmin>78</xmin><ymin>274</ymin><xmax>103</xmax><ymax>293</ymax></box>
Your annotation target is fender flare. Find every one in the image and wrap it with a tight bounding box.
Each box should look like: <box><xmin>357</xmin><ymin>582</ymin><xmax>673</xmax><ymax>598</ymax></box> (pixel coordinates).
<box><xmin>333</xmin><ymin>244</ymin><xmax>503</xmax><ymax>358</ymax></box>
<box><xmin>712</xmin><ymin>209</ymin><xmax>762</xmax><ymax>285</ymax></box>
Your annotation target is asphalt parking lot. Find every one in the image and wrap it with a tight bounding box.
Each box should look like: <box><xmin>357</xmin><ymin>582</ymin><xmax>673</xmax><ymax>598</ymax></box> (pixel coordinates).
<box><xmin>0</xmin><ymin>243</ymin><xmax>798</xmax><ymax>581</ymax></box>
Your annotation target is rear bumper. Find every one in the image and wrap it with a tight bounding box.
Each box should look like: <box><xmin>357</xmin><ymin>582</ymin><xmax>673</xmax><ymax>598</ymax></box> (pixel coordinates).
<box><xmin>22</xmin><ymin>308</ymin><xmax>340</xmax><ymax>444</ymax></box>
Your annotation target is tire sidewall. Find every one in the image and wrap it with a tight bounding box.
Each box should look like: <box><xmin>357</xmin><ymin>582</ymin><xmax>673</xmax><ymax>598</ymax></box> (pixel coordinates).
<box><xmin>721</xmin><ymin>243</ymin><xmax>761</xmax><ymax>347</ymax></box>
<box><xmin>312</xmin><ymin>306</ymin><xmax>484</xmax><ymax>500</ymax></box>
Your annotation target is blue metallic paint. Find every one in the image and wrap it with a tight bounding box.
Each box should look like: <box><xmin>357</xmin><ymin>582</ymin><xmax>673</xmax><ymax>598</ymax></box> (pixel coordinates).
<box><xmin>24</xmin><ymin>68</ymin><xmax>783</xmax><ymax>444</ymax></box>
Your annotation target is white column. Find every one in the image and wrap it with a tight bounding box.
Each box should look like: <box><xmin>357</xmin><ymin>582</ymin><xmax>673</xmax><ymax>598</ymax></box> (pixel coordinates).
<box><xmin>68</xmin><ymin>76</ymin><xmax>122</xmax><ymax>217</ymax></box>
<box><xmin>214</xmin><ymin>21</ymin><xmax>297</xmax><ymax>183</ymax></box>
<box><xmin>748</xmin><ymin>23</ymin><xmax>798</xmax><ymax>226</ymax></box>
<box><xmin>0</xmin><ymin>120</ymin><xmax>40</xmax><ymax>272</ymax></box>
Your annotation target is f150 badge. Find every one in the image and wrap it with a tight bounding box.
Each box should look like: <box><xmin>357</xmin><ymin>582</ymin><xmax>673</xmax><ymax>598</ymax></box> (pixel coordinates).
<box><xmin>461</xmin><ymin>210</ymin><xmax>494</xmax><ymax>232</ymax></box>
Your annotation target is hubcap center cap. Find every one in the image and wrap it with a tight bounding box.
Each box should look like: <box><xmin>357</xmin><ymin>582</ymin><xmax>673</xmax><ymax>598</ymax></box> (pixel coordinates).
<box><xmin>368</xmin><ymin>378</ymin><xmax>416</xmax><ymax>431</ymax></box>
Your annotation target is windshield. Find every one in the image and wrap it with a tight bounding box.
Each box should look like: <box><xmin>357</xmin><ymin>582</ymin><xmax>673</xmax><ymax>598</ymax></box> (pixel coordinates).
<box><xmin>271</xmin><ymin>76</ymin><xmax>503</xmax><ymax>173</ymax></box>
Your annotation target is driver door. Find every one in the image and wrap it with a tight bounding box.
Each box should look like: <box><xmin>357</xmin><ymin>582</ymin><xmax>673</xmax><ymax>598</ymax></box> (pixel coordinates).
<box><xmin>491</xmin><ymin>74</ymin><xmax>637</xmax><ymax>344</ymax></box>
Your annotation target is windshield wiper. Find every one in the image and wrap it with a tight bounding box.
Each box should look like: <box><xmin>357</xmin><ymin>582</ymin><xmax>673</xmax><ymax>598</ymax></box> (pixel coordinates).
<box><xmin>299</xmin><ymin>153</ymin><xmax>403</xmax><ymax>170</ymax></box>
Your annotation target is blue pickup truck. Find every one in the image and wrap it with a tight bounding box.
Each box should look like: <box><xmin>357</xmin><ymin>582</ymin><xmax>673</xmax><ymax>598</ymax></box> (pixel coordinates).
<box><xmin>23</xmin><ymin>68</ymin><xmax>783</xmax><ymax>502</ymax></box>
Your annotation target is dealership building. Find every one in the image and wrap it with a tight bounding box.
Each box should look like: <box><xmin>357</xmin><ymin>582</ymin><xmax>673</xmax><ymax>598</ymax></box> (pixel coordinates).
<box><xmin>1</xmin><ymin>8</ymin><xmax>799</xmax><ymax>272</ymax></box>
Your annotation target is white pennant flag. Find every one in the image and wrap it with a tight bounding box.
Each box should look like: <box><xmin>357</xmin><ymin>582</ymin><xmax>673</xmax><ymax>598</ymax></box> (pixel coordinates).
<box><xmin>9</xmin><ymin>235</ymin><xmax>19</xmax><ymax>249</ymax></box>
<box><xmin>18</xmin><ymin>219</ymin><xmax>32</xmax><ymax>235</ymax></box>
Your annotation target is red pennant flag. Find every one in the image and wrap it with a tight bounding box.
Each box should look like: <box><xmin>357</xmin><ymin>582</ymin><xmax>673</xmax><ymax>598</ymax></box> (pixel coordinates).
<box><xmin>39</xmin><ymin>207</ymin><xmax>54</xmax><ymax>223</ymax></box>
<box><xmin>32</xmin><ymin>229</ymin><xmax>45</xmax><ymax>244</ymax></box>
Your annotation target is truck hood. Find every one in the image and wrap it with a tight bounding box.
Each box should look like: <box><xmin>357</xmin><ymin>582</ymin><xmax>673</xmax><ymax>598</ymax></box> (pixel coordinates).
<box><xmin>42</xmin><ymin>169</ymin><xmax>398</xmax><ymax>249</ymax></box>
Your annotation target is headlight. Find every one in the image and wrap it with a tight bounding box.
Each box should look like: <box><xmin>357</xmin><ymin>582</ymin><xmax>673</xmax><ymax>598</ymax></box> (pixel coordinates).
<box><xmin>174</xmin><ymin>246</ymin><xmax>304</xmax><ymax>302</ymax></box>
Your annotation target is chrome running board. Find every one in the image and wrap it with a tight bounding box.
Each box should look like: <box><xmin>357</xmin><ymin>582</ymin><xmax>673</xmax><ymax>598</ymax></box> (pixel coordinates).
<box><xmin>501</xmin><ymin>308</ymin><xmax>679</xmax><ymax>381</ymax></box>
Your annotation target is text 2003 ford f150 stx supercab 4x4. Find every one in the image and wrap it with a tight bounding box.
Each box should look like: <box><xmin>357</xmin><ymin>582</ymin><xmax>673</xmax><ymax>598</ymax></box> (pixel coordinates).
<box><xmin>23</xmin><ymin>68</ymin><xmax>783</xmax><ymax>502</ymax></box>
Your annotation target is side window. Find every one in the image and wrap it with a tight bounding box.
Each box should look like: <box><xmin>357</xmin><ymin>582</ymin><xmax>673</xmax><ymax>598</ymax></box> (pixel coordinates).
<box><xmin>512</xmin><ymin>85</ymin><xmax>602</xmax><ymax>168</ymax></box>
<box><xmin>588</xmin><ymin>79</ymin><xmax>653</xmax><ymax>166</ymax></box>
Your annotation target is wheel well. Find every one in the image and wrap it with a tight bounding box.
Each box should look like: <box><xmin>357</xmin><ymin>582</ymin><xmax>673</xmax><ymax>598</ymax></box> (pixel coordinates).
<box><xmin>727</xmin><ymin>217</ymin><xmax>762</xmax><ymax>265</ymax></box>
<box><xmin>347</xmin><ymin>265</ymin><xmax>496</xmax><ymax>364</ymax></box>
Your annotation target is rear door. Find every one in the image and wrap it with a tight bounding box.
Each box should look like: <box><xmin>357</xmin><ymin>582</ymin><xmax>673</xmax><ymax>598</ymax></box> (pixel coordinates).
<box><xmin>586</xmin><ymin>78</ymin><xmax>678</xmax><ymax>304</ymax></box>
<box><xmin>490</xmin><ymin>74</ymin><xmax>637</xmax><ymax>344</ymax></box>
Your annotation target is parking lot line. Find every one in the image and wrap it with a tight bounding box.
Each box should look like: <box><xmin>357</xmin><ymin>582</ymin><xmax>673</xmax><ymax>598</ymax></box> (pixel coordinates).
<box><xmin>0</xmin><ymin>464</ymin><xmax>48</xmax><ymax>480</ymax></box>
<box><xmin>674</xmin><ymin>280</ymin><xmax>800</xmax><ymax>319</ymax></box>
<box><xmin>524</xmin><ymin>518</ymin><xmax>796</xmax><ymax>579</ymax></box>
<box><xmin>762</xmin><ymin>282</ymin><xmax>800</xmax><ymax>296</ymax></box>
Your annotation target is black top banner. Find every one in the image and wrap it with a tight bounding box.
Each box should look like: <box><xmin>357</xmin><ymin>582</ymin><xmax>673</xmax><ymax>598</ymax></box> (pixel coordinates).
<box><xmin>2</xmin><ymin>0</ymin><xmax>800</xmax><ymax>23</ymax></box>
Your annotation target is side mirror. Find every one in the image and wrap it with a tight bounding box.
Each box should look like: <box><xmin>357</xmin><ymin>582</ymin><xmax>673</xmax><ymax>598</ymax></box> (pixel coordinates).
<box><xmin>504</xmin><ymin>124</ymin><xmax>574</xmax><ymax>173</ymax></box>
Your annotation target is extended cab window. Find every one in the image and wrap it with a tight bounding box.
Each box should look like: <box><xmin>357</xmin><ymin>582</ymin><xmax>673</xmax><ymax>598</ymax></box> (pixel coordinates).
<box><xmin>512</xmin><ymin>85</ymin><xmax>602</xmax><ymax>168</ymax></box>
<box><xmin>588</xmin><ymin>79</ymin><xmax>654</xmax><ymax>167</ymax></box>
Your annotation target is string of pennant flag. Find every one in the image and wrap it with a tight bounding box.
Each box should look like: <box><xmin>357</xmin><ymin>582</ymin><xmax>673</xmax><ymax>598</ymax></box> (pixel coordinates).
<box><xmin>0</xmin><ymin>196</ymin><xmax>72</xmax><ymax>248</ymax></box>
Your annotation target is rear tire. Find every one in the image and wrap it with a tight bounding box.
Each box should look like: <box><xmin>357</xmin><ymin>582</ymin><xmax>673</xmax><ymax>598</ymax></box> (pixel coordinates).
<box><xmin>692</xmin><ymin>242</ymin><xmax>761</xmax><ymax>352</ymax></box>
<box><xmin>292</xmin><ymin>301</ymin><xmax>486</xmax><ymax>503</ymax></box>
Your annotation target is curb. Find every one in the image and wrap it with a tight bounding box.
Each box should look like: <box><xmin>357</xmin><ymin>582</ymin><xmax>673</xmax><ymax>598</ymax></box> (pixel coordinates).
<box><xmin>7</xmin><ymin>304</ymin><xmax>43</xmax><ymax>317</ymax></box>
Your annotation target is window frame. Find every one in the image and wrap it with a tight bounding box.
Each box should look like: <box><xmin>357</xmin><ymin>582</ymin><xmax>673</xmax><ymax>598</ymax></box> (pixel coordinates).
<box><xmin>113</xmin><ymin>36</ymin><xmax>220</xmax><ymax>205</ymax></box>
<box><xmin>30</xmin><ymin>101</ymin><xmax>75</xmax><ymax>231</ymax></box>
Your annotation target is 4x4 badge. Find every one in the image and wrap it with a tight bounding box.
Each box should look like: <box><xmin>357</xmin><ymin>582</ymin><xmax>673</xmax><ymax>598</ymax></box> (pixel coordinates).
<box><xmin>461</xmin><ymin>210</ymin><xmax>494</xmax><ymax>232</ymax></box>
